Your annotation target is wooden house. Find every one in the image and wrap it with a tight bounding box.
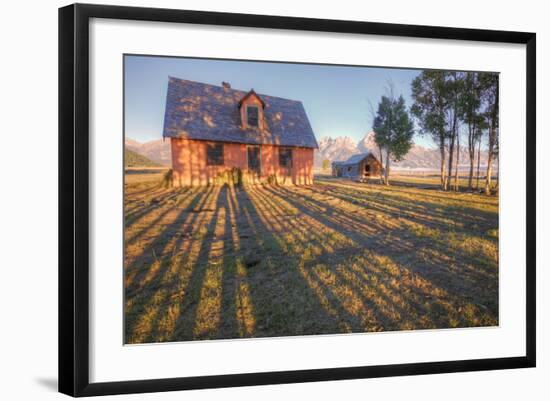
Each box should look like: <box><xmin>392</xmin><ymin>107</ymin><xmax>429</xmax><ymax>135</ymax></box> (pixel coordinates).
<box><xmin>331</xmin><ymin>152</ymin><xmax>382</xmax><ymax>181</ymax></box>
<box><xmin>162</xmin><ymin>77</ymin><xmax>318</xmax><ymax>186</ymax></box>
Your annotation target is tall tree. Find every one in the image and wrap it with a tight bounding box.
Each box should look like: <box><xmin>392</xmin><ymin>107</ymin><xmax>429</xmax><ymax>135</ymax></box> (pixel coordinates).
<box><xmin>459</xmin><ymin>72</ymin><xmax>486</xmax><ymax>190</ymax></box>
<box><xmin>445</xmin><ymin>71</ymin><xmax>464</xmax><ymax>191</ymax></box>
<box><xmin>377</xmin><ymin>144</ymin><xmax>385</xmax><ymax>185</ymax></box>
<box><xmin>367</xmin><ymin>99</ymin><xmax>387</xmax><ymax>185</ymax></box>
<box><xmin>373</xmin><ymin>95</ymin><xmax>415</xmax><ymax>185</ymax></box>
<box><xmin>479</xmin><ymin>72</ymin><xmax>499</xmax><ymax>195</ymax></box>
<box><xmin>454</xmin><ymin>127</ymin><xmax>461</xmax><ymax>191</ymax></box>
<box><xmin>476</xmin><ymin>134</ymin><xmax>482</xmax><ymax>189</ymax></box>
<box><xmin>411</xmin><ymin>71</ymin><xmax>448</xmax><ymax>190</ymax></box>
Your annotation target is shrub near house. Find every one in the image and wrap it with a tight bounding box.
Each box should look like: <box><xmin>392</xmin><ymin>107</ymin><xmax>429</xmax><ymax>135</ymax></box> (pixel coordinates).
<box><xmin>162</xmin><ymin>78</ymin><xmax>319</xmax><ymax>186</ymax></box>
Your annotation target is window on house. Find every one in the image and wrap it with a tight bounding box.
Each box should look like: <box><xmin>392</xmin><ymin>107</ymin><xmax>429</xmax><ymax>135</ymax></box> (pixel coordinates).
<box><xmin>347</xmin><ymin>166</ymin><xmax>352</xmax><ymax>172</ymax></box>
<box><xmin>247</xmin><ymin>105</ymin><xmax>259</xmax><ymax>127</ymax></box>
<box><xmin>206</xmin><ymin>143</ymin><xmax>224</xmax><ymax>166</ymax></box>
<box><xmin>279</xmin><ymin>147</ymin><xmax>293</xmax><ymax>169</ymax></box>
<box><xmin>248</xmin><ymin>146</ymin><xmax>261</xmax><ymax>173</ymax></box>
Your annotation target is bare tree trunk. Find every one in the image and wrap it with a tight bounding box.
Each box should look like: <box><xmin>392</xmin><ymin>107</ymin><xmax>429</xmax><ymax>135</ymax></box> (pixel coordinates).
<box><xmin>467</xmin><ymin>121</ymin><xmax>476</xmax><ymax>190</ymax></box>
<box><xmin>485</xmin><ymin>76</ymin><xmax>499</xmax><ymax>196</ymax></box>
<box><xmin>454</xmin><ymin>132</ymin><xmax>460</xmax><ymax>191</ymax></box>
<box><xmin>468</xmin><ymin>151</ymin><xmax>475</xmax><ymax>190</ymax></box>
<box><xmin>446</xmin><ymin>107</ymin><xmax>459</xmax><ymax>192</ymax></box>
<box><xmin>485</xmin><ymin>152</ymin><xmax>493</xmax><ymax>195</ymax></box>
<box><xmin>493</xmin><ymin>154</ymin><xmax>499</xmax><ymax>192</ymax></box>
<box><xmin>476</xmin><ymin>138</ymin><xmax>481</xmax><ymax>190</ymax></box>
<box><xmin>485</xmin><ymin>126</ymin><xmax>495</xmax><ymax>195</ymax></box>
<box><xmin>378</xmin><ymin>145</ymin><xmax>385</xmax><ymax>185</ymax></box>
<box><xmin>439</xmin><ymin>143</ymin><xmax>447</xmax><ymax>190</ymax></box>
<box><xmin>384</xmin><ymin>149</ymin><xmax>390</xmax><ymax>186</ymax></box>
<box><xmin>447</xmin><ymin>136</ymin><xmax>455</xmax><ymax>191</ymax></box>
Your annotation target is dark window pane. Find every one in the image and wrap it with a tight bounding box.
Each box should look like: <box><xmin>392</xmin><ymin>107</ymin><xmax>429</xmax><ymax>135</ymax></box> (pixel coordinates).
<box><xmin>206</xmin><ymin>143</ymin><xmax>224</xmax><ymax>166</ymax></box>
<box><xmin>279</xmin><ymin>147</ymin><xmax>293</xmax><ymax>169</ymax></box>
<box><xmin>247</xmin><ymin>106</ymin><xmax>259</xmax><ymax>127</ymax></box>
<box><xmin>248</xmin><ymin>146</ymin><xmax>261</xmax><ymax>173</ymax></box>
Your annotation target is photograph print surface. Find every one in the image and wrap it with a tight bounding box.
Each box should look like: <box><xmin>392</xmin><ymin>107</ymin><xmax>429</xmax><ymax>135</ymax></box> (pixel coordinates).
<box><xmin>124</xmin><ymin>55</ymin><xmax>499</xmax><ymax>344</ymax></box>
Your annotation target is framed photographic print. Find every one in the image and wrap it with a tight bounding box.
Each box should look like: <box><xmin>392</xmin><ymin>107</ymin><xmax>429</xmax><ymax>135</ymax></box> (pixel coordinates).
<box><xmin>58</xmin><ymin>3</ymin><xmax>536</xmax><ymax>397</ymax></box>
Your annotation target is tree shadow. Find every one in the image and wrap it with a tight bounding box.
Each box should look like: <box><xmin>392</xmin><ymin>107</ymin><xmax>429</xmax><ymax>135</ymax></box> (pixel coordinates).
<box><xmin>124</xmin><ymin>186</ymin><xmax>217</xmax><ymax>343</ymax></box>
<box><xmin>125</xmin><ymin>179</ymin><xmax>498</xmax><ymax>343</ymax></box>
<box><xmin>306</xmin><ymin>181</ymin><xmax>497</xmax><ymax>235</ymax></box>
<box><xmin>263</xmin><ymin>184</ymin><xmax>498</xmax><ymax>326</ymax></box>
<box><xmin>273</xmin><ymin>184</ymin><xmax>498</xmax><ymax>282</ymax></box>
<box><xmin>251</xmin><ymin>186</ymin><xmax>425</xmax><ymax>330</ymax></box>
<box><xmin>169</xmin><ymin>184</ymin><xmax>233</xmax><ymax>340</ymax></box>
<box><xmin>235</xmin><ymin>186</ymin><xmax>353</xmax><ymax>336</ymax></box>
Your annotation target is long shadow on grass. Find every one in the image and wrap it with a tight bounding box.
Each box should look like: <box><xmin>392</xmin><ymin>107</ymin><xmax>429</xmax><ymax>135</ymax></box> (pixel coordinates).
<box><xmin>274</xmin><ymin>185</ymin><xmax>498</xmax><ymax>282</ymax></box>
<box><xmin>221</xmin><ymin>185</ymin><xmax>256</xmax><ymax>338</ymax></box>
<box><xmin>173</xmin><ymin>184</ymin><xmax>344</xmax><ymax>339</ymax></box>
<box><xmin>307</xmin><ymin>182</ymin><xmax>497</xmax><ymax>235</ymax></box>
<box><xmin>131</xmin><ymin>185</ymin><xmax>256</xmax><ymax>342</ymax></box>
<box><xmin>125</xmin><ymin>187</ymin><xmax>190</xmax><ymax>231</ymax></box>
<box><xmin>124</xmin><ymin>186</ymin><xmax>216</xmax><ymax>343</ymax></box>
<box><xmin>125</xmin><ymin>186</ymin><xmax>212</xmax><ymax>291</ymax></box>
<box><xmin>264</xmin><ymin>185</ymin><xmax>498</xmax><ymax>322</ymax></box>
<box><xmin>127</xmin><ymin>182</ymin><xmax>498</xmax><ymax>343</ymax></box>
<box><xmin>271</xmin><ymin>186</ymin><xmax>494</xmax><ymax>330</ymax></box>
<box><xmin>229</xmin><ymin>186</ymin><xmax>354</xmax><ymax>337</ymax></box>
<box><xmin>125</xmin><ymin>188</ymin><xmax>198</xmax><ymax>246</ymax></box>
<box><xmin>169</xmin><ymin>184</ymin><xmax>240</xmax><ymax>341</ymax></box>
<box><xmin>319</xmin><ymin>178</ymin><xmax>498</xmax><ymax>217</ymax></box>
<box><xmin>146</xmin><ymin>186</ymin><xmax>228</xmax><ymax>342</ymax></box>
<box><xmin>245</xmin><ymin>186</ymin><xmax>385</xmax><ymax>333</ymax></box>
<box><xmin>250</xmin><ymin>186</ymin><xmax>439</xmax><ymax>330</ymax></box>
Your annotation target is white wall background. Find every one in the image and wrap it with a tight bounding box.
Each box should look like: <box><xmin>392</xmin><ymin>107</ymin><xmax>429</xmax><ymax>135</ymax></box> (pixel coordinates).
<box><xmin>0</xmin><ymin>0</ymin><xmax>547</xmax><ymax>399</ymax></box>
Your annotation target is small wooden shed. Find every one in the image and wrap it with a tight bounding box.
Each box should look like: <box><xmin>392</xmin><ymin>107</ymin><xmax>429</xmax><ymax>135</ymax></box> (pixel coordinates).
<box><xmin>332</xmin><ymin>152</ymin><xmax>382</xmax><ymax>181</ymax></box>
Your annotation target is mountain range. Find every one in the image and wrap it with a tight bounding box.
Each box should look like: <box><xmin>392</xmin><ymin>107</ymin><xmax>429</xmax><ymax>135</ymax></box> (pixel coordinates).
<box><xmin>125</xmin><ymin>148</ymin><xmax>161</xmax><ymax>168</ymax></box>
<box><xmin>125</xmin><ymin>133</ymin><xmax>495</xmax><ymax>171</ymax></box>
<box><xmin>125</xmin><ymin>138</ymin><xmax>171</xmax><ymax>166</ymax></box>
<box><xmin>315</xmin><ymin>131</ymin><xmax>495</xmax><ymax>171</ymax></box>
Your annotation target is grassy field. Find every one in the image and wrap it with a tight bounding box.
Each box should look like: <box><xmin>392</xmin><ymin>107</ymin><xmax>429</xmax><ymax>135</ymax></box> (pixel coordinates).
<box><xmin>124</xmin><ymin>174</ymin><xmax>499</xmax><ymax>344</ymax></box>
<box><xmin>125</xmin><ymin>167</ymin><xmax>169</xmax><ymax>186</ymax></box>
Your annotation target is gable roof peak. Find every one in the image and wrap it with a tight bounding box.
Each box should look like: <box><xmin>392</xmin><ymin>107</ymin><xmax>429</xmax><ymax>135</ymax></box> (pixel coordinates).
<box><xmin>238</xmin><ymin>89</ymin><xmax>266</xmax><ymax>109</ymax></box>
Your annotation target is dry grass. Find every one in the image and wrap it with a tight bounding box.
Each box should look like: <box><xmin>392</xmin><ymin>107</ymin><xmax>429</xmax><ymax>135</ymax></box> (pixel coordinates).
<box><xmin>124</xmin><ymin>174</ymin><xmax>498</xmax><ymax>344</ymax></box>
<box><xmin>125</xmin><ymin>169</ymin><xmax>169</xmax><ymax>186</ymax></box>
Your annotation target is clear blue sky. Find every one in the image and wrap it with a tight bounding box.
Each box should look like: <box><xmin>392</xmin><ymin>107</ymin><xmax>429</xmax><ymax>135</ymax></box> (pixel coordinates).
<box><xmin>124</xmin><ymin>55</ymin><xmax>434</xmax><ymax>147</ymax></box>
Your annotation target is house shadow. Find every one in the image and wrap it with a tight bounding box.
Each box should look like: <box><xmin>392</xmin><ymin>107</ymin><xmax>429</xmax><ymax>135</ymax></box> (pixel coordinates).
<box><xmin>124</xmin><ymin>179</ymin><xmax>498</xmax><ymax>344</ymax></box>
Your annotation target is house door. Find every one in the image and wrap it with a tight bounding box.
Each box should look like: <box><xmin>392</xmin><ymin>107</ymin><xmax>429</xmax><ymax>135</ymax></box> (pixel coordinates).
<box><xmin>247</xmin><ymin>146</ymin><xmax>261</xmax><ymax>175</ymax></box>
<box><xmin>365</xmin><ymin>164</ymin><xmax>371</xmax><ymax>176</ymax></box>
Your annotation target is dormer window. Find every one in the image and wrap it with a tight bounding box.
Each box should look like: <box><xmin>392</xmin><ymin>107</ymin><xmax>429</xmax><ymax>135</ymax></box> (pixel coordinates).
<box><xmin>247</xmin><ymin>106</ymin><xmax>259</xmax><ymax>127</ymax></box>
<box><xmin>238</xmin><ymin>89</ymin><xmax>266</xmax><ymax>130</ymax></box>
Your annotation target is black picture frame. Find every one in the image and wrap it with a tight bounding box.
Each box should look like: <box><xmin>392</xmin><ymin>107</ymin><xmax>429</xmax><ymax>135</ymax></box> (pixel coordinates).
<box><xmin>59</xmin><ymin>3</ymin><xmax>536</xmax><ymax>397</ymax></box>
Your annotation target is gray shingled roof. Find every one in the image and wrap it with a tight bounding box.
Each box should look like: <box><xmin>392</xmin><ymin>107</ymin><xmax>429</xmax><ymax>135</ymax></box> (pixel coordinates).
<box><xmin>339</xmin><ymin>152</ymin><xmax>374</xmax><ymax>165</ymax></box>
<box><xmin>162</xmin><ymin>77</ymin><xmax>318</xmax><ymax>149</ymax></box>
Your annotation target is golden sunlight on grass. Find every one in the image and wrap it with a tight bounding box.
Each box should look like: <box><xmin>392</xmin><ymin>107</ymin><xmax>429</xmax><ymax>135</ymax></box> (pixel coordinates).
<box><xmin>124</xmin><ymin>175</ymin><xmax>498</xmax><ymax>344</ymax></box>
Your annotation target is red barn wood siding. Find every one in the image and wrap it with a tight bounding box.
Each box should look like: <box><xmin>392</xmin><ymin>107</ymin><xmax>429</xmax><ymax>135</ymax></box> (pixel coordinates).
<box><xmin>171</xmin><ymin>138</ymin><xmax>314</xmax><ymax>186</ymax></box>
<box><xmin>291</xmin><ymin>147</ymin><xmax>314</xmax><ymax>185</ymax></box>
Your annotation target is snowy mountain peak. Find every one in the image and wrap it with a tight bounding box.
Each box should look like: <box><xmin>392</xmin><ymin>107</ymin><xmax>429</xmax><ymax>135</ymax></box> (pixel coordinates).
<box><xmin>314</xmin><ymin>131</ymin><xmax>494</xmax><ymax>170</ymax></box>
<box><xmin>357</xmin><ymin>131</ymin><xmax>377</xmax><ymax>152</ymax></box>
